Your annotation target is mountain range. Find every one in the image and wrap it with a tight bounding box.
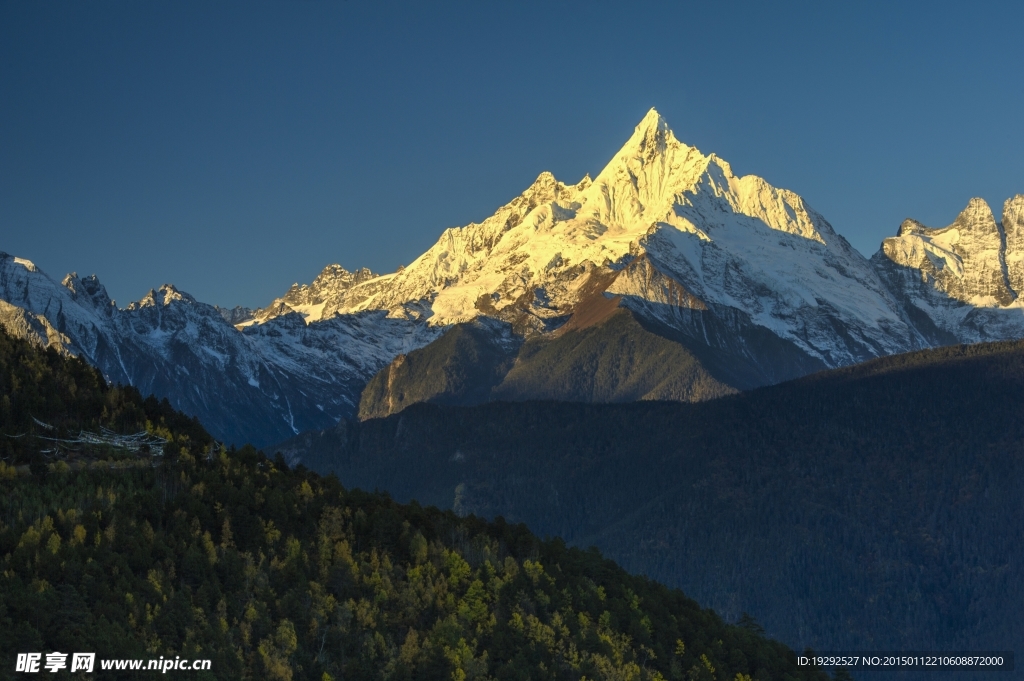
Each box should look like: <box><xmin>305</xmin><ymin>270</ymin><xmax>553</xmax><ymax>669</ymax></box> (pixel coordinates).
<box><xmin>2</xmin><ymin>109</ymin><xmax>1022</xmax><ymax>445</ymax></box>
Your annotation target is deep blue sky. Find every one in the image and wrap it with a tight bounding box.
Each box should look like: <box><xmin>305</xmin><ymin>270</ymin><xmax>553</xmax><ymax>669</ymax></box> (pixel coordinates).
<box><xmin>2</xmin><ymin>1</ymin><xmax>1021</xmax><ymax>309</ymax></box>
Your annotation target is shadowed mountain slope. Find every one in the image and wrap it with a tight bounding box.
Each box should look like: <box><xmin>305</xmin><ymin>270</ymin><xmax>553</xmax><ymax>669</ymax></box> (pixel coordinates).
<box><xmin>359</xmin><ymin>279</ymin><xmax>829</xmax><ymax>419</ymax></box>
<box><xmin>278</xmin><ymin>340</ymin><xmax>1024</xmax><ymax>666</ymax></box>
<box><xmin>359</xmin><ymin>308</ymin><xmax>744</xmax><ymax>419</ymax></box>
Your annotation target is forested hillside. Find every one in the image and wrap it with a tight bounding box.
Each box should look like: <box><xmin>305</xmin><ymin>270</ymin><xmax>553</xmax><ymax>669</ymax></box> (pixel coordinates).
<box><xmin>279</xmin><ymin>340</ymin><xmax>1024</xmax><ymax>665</ymax></box>
<box><xmin>0</xmin><ymin>327</ymin><xmax>209</xmax><ymax>468</ymax></box>
<box><xmin>0</xmin><ymin>328</ymin><xmax>835</xmax><ymax>680</ymax></box>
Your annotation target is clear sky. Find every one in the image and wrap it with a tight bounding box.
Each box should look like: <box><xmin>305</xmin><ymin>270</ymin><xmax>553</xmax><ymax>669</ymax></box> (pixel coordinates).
<box><xmin>2</xmin><ymin>1</ymin><xmax>1021</xmax><ymax>309</ymax></box>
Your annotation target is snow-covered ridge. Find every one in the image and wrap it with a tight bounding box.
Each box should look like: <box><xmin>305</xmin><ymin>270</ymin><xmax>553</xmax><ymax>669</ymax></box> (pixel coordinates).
<box><xmin>0</xmin><ymin>251</ymin><xmax>437</xmax><ymax>446</ymax></box>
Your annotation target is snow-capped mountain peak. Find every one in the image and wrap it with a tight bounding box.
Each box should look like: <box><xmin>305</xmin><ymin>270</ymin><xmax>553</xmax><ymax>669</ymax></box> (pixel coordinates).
<box><xmin>61</xmin><ymin>272</ymin><xmax>115</xmax><ymax>314</ymax></box>
<box><xmin>877</xmin><ymin>197</ymin><xmax>1013</xmax><ymax>308</ymax></box>
<box><xmin>129</xmin><ymin>284</ymin><xmax>197</xmax><ymax>309</ymax></box>
<box><xmin>869</xmin><ymin>195</ymin><xmax>1024</xmax><ymax>345</ymax></box>
<box><xmin>576</xmin><ymin>110</ymin><xmax>831</xmax><ymax>249</ymax></box>
<box><xmin>248</xmin><ymin>111</ymin><xmax>920</xmax><ymax>364</ymax></box>
<box><xmin>578</xmin><ymin>108</ymin><xmax>706</xmax><ymax>230</ymax></box>
<box><xmin>248</xmin><ymin>264</ymin><xmax>380</xmax><ymax>325</ymax></box>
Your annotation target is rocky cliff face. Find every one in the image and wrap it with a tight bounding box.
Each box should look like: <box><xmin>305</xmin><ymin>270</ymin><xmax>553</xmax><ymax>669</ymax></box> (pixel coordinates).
<box><xmin>1004</xmin><ymin>196</ymin><xmax>1024</xmax><ymax>293</ymax></box>
<box><xmin>871</xmin><ymin>194</ymin><xmax>1024</xmax><ymax>344</ymax></box>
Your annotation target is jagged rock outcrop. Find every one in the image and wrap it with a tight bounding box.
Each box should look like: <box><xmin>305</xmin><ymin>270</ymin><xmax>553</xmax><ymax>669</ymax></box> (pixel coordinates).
<box><xmin>215</xmin><ymin>305</ymin><xmax>254</xmax><ymax>326</ymax></box>
<box><xmin>251</xmin><ymin>264</ymin><xmax>380</xmax><ymax>325</ymax></box>
<box><xmin>871</xmin><ymin>195</ymin><xmax>1024</xmax><ymax>344</ymax></box>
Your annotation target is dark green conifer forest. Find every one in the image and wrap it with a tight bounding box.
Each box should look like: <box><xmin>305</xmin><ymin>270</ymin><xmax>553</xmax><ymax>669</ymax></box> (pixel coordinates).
<box><xmin>0</xmin><ymin>328</ymin><xmax>835</xmax><ymax>680</ymax></box>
